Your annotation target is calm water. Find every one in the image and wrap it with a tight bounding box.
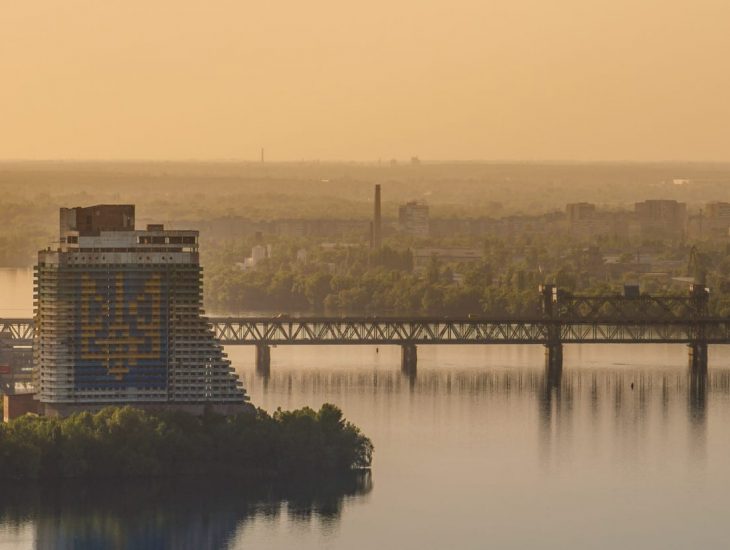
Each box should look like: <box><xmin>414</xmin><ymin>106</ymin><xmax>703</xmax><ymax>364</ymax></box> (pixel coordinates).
<box><xmin>1</xmin><ymin>268</ymin><xmax>730</xmax><ymax>549</ymax></box>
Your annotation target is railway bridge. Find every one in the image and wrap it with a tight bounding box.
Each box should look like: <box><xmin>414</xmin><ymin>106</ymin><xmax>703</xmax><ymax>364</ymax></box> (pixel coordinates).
<box><xmin>1</xmin><ymin>284</ymin><xmax>722</xmax><ymax>378</ymax></box>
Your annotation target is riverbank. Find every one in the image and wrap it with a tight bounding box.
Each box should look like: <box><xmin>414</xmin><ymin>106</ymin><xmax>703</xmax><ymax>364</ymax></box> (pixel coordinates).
<box><xmin>0</xmin><ymin>404</ymin><xmax>373</xmax><ymax>479</ymax></box>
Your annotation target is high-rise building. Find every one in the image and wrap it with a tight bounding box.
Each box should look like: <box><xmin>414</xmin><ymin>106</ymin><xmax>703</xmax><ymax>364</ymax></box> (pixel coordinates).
<box><xmin>398</xmin><ymin>201</ymin><xmax>430</xmax><ymax>238</ymax></box>
<box><xmin>634</xmin><ymin>200</ymin><xmax>687</xmax><ymax>239</ymax></box>
<box><xmin>566</xmin><ymin>202</ymin><xmax>596</xmax><ymax>223</ymax></box>
<box><xmin>705</xmin><ymin>201</ymin><xmax>730</xmax><ymax>220</ymax></box>
<box><xmin>34</xmin><ymin>204</ymin><xmax>247</xmax><ymax>416</ymax></box>
<box><xmin>688</xmin><ymin>201</ymin><xmax>730</xmax><ymax>240</ymax></box>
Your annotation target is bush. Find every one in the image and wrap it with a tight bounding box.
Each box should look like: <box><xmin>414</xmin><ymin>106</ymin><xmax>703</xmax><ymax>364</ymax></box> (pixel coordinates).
<box><xmin>0</xmin><ymin>404</ymin><xmax>373</xmax><ymax>480</ymax></box>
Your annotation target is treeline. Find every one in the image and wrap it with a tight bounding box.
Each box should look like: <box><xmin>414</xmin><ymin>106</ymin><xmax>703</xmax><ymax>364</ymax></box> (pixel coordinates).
<box><xmin>0</xmin><ymin>404</ymin><xmax>373</xmax><ymax>479</ymax></box>
<box><xmin>206</xmin><ymin>261</ymin><xmax>542</xmax><ymax>316</ymax></box>
<box><xmin>204</xmin><ymin>239</ymin><xmax>562</xmax><ymax>315</ymax></box>
<box><xmin>203</xmin><ymin>235</ymin><xmax>730</xmax><ymax>316</ymax></box>
<box><xmin>7</xmin><ymin>161</ymin><xmax>730</xmax><ymax>224</ymax></box>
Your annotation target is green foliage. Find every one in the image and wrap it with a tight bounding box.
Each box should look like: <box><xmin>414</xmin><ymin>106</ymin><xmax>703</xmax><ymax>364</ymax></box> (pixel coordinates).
<box><xmin>9</xmin><ymin>162</ymin><xmax>730</xmax><ymax>315</ymax></box>
<box><xmin>0</xmin><ymin>405</ymin><xmax>373</xmax><ymax>480</ymax></box>
<box><xmin>202</xmin><ymin>235</ymin><xmax>730</xmax><ymax>318</ymax></box>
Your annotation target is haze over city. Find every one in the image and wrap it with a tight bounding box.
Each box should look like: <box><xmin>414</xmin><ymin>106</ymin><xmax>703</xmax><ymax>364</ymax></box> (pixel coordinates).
<box><xmin>3</xmin><ymin>0</ymin><xmax>730</xmax><ymax>161</ymax></box>
<box><xmin>3</xmin><ymin>2</ymin><xmax>730</xmax><ymax>549</ymax></box>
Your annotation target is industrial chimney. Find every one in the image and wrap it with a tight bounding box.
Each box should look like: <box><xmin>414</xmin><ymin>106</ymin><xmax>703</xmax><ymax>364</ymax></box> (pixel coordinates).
<box><xmin>372</xmin><ymin>184</ymin><xmax>382</xmax><ymax>248</ymax></box>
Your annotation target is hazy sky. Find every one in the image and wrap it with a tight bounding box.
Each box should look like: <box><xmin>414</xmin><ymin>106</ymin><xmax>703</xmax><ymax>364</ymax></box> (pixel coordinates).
<box><xmin>2</xmin><ymin>0</ymin><xmax>730</xmax><ymax>161</ymax></box>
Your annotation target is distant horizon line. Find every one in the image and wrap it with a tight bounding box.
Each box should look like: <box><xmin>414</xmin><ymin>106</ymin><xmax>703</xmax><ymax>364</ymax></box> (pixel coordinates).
<box><xmin>1</xmin><ymin>158</ymin><xmax>730</xmax><ymax>166</ymax></box>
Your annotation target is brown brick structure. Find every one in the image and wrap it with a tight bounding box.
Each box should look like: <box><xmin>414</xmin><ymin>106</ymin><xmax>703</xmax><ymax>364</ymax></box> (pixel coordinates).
<box><xmin>4</xmin><ymin>392</ymin><xmax>40</xmax><ymax>422</ymax></box>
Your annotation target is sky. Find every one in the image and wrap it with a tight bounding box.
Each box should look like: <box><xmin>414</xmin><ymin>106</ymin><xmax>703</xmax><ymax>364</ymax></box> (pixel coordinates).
<box><xmin>1</xmin><ymin>0</ymin><xmax>730</xmax><ymax>162</ymax></box>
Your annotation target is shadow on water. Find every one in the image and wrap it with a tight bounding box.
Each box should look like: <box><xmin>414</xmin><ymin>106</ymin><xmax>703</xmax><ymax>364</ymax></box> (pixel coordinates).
<box><xmin>0</xmin><ymin>472</ymin><xmax>372</xmax><ymax>550</ymax></box>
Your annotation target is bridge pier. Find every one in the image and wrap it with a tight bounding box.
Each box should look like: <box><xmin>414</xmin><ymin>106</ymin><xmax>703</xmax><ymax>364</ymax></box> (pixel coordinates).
<box><xmin>544</xmin><ymin>342</ymin><xmax>562</xmax><ymax>383</ymax></box>
<box><xmin>401</xmin><ymin>344</ymin><xmax>417</xmax><ymax>376</ymax></box>
<box><xmin>688</xmin><ymin>342</ymin><xmax>708</xmax><ymax>374</ymax></box>
<box><xmin>255</xmin><ymin>343</ymin><xmax>271</xmax><ymax>377</ymax></box>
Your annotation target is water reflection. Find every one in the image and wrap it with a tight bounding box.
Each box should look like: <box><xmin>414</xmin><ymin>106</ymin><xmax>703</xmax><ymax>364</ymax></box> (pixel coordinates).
<box><xmin>688</xmin><ymin>369</ymin><xmax>708</xmax><ymax>424</ymax></box>
<box><xmin>0</xmin><ymin>473</ymin><xmax>372</xmax><ymax>549</ymax></box>
<box><xmin>687</xmin><ymin>369</ymin><xmax>708</xmax><ymax>465</ymax></box>
<box><xmin>247</xmin><ymin>364</ymin><xmax>719</xmax><ymax>472</ymax></box>
<box><xmin>532</xmin><ymin>367</ymin><xmax>712</xmax><ymax>469</ymax></box>
<box><xmin>246</xmin><ymin>365</ymin><xmax>726</xmax><ymax>404</ymax></box>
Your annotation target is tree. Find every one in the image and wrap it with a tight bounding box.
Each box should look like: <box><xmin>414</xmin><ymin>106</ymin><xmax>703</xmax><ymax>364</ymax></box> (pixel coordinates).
<box><xmin>303</xmin><ymin>272</ymin><xmax>332</xmax><ymax>310</ymax></box>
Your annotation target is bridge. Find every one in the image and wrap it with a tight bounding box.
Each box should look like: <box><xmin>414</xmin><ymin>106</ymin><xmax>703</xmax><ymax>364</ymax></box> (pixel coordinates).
<box><xmin>209</xmin><ymin>317</ymin><xmax>724</xmax><ymax>375</ymax></box>
<box><xmin>1</xmin><ymin>284</ymin><xmax>721</xmax><ymax>376</ymax></box>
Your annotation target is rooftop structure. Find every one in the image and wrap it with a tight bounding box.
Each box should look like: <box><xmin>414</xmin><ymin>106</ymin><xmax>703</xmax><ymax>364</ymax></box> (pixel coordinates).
<box><xmin>34</xmin><ymin>205</ymin><xmax>247</xmax><ymax>416</ymax></box>
<box><xmin>59</xmin><ymin>204</ymin><xmax>135</xmax><ymax>237</ymax></box>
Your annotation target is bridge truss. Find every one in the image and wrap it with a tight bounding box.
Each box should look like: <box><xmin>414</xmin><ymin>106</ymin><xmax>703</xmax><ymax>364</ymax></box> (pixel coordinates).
<box><xmin>208</xmin><ymin>317</ymin><xmax>730</xmax><ymax>346</ymax></box>
<box><xmin>4</xmin><ymin>317</ymin><xmax>730</xmax><ymax>347</ymax></box>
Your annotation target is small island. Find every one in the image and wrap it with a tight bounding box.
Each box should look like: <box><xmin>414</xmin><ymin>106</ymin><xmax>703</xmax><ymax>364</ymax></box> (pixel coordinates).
<box><xmin>0</xmin><ymin>404</ymin><xmax>372</xmax><ymax>479</ymax></box>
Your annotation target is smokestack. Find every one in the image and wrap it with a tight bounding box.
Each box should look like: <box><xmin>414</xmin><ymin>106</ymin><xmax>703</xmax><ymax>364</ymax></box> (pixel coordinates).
<box><xmin>373</xmin><ymin>184</ymin><xmax>382</xmax><ymax>248</ymax></box>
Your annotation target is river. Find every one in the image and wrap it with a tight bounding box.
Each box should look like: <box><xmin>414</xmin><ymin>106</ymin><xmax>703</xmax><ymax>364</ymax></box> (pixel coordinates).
<box><xmin>1</xmin><ymin>268</ymin><xmax>729</xmax><ymax>549</ymax></box>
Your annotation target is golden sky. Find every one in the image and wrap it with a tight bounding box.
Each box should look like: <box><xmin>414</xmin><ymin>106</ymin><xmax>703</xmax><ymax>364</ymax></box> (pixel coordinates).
<box><xmin>2</xmin><ymin>0</ymin><xmax>729</xmax><ymax>161</ymax></box>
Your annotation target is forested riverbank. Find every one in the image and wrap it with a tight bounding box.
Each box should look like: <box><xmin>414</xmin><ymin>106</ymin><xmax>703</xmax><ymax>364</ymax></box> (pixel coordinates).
<box><xmin>0</xmin><ymin>404</ymin><xmax>372</xmax><ymax>479</ymax></box>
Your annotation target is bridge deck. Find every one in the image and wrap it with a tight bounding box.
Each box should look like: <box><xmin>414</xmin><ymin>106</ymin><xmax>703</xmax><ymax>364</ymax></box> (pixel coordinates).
<box><xmin>4</xmin><ymin>317</ymin><xmax>730</xmax><ymax>347</ymax></box>
<box><xmin>209</xmin><ymin>317</ymin><xmax>730</xmax><ymax>345</ymax></box>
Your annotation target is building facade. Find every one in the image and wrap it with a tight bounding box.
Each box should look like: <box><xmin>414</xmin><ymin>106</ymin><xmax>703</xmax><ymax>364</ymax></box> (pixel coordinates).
<box><xmin>634</xmin><ymin>200</ymin><xmax>687</xmax><ymax>239</ymax></box>
<box><xmin>412</xmin><ymin>248</ymin><xmax>483</xmax><ymax>271</ymax></box>
<box><xmin>566</xmin><ymin>202</ymin><xmax>596</xmax><ymax>223</ymax></box>
<box><xmin>398</xmin><ymin>201</ymin><xmax>430</xmax><ymax>238</ymax></box>
<box><xmin>703</xmin><ymin>201</ymin><xmax>730</xmax><ymax>239</ymax></box>
<box><xmin>34</xmin><ymin>205</ymin><xmax>247</xmax><ymax>416</ymax></box>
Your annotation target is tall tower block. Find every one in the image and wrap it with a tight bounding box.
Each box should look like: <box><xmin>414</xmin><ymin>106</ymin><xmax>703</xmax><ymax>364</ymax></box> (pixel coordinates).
<box><xmin>372</xmin><ymin>184</ymin><xmax>382</xmax><ymax>248</ymax></box>
<box><xmin>34</xmin><ymin>204</ymin><xmax>248</xmax><ymax>416</ymax></box>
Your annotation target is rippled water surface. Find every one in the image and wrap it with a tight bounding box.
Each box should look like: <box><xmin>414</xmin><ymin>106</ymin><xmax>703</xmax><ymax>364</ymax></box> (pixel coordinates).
<box><xmin>1</xmin><ymin>269</ymin><xmax>730</xmax><ymax>549</ymax></box>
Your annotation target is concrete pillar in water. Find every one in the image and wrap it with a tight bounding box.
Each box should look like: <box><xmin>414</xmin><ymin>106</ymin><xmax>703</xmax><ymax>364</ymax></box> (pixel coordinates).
<box><xmin>688</xmin><ymin>341</ymin><xmax>708</xmax><ymax>374</ymax></box>
<box><xmin>401</xmin><ymin>343</ymin><xmax>417</xmax><ymax>376</ymax></box>
<box><xmin>540</xmin><ymin>284</ymin><xmax>562</xmax><ymax>385</ymax></box>
<box><xmin>688</xmin><ymin>284</ymin><xmax>709</xmax><ymax>374</ymax></box>
<box><xmin>544</xmin><ymin>341</ymin><xmax>563</xmax><ymax>386</ymax></box>
<box><xmin>256</xmin><ymin>343</ymin><xmax>271</xmax><ymax>377</ymax></box>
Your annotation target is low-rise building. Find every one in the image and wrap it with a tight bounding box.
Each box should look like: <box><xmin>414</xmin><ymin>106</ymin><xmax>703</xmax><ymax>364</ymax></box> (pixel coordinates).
<box><xmin>238</xmin><ymin>244</ymin><xmax>273</xmax><ymax>271</ymax></box>
<box><xmin>412</xmin><ymin>248</ymin><xmax>483</xmax><ymax>271</ymax></box>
